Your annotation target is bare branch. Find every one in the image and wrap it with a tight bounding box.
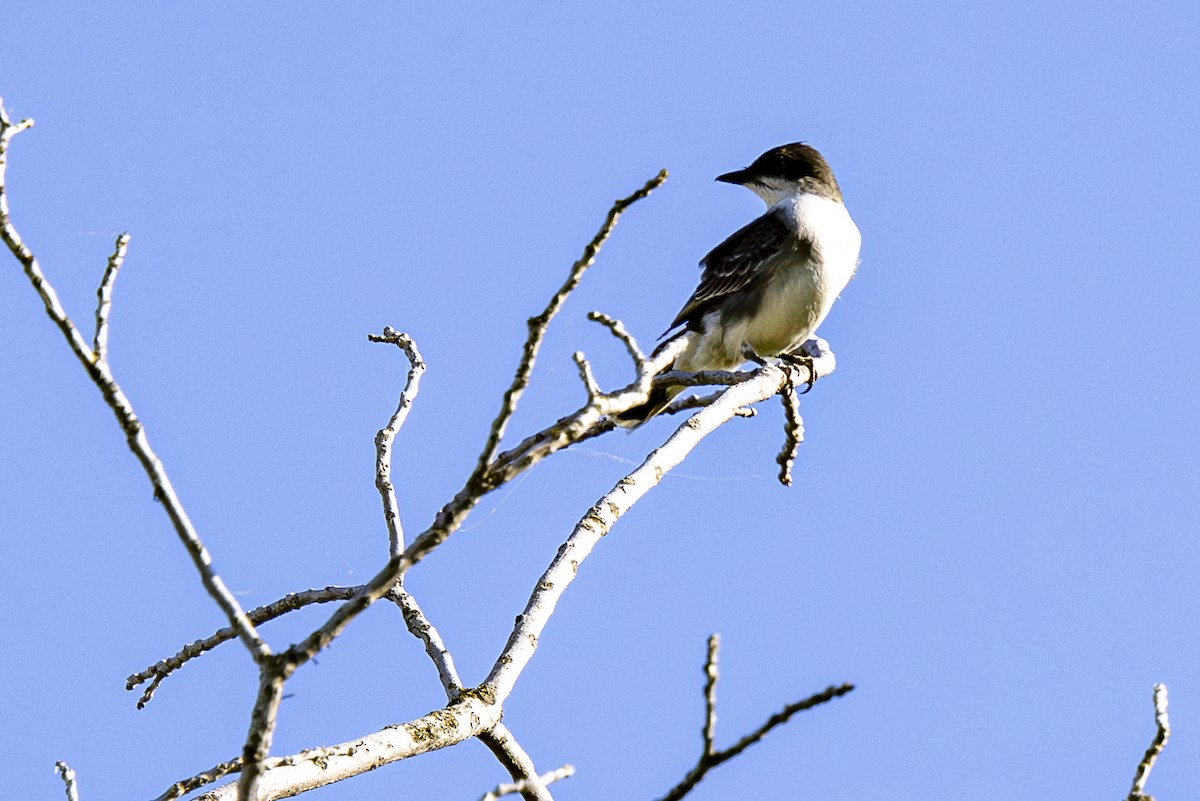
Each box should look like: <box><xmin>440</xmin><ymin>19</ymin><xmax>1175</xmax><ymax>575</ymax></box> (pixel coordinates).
<box><xmin>237</xmin><ymin>669</ymin><xmax>287</xmax><ymax>801</ymax></box>
<box><xmin>478</xmin><ymin>723</ymin><xmax>568</xmax><ymax>801</ymax></box>
<box><xmin>285</xmin><ymin>555</ymin><xmax>403</xmax><ymax>668</ymax></box>
<box><xmin>54</xmin><ymin>761</ymin><xmax>80</xmax><ymax>801</ymax></box>
<box><xmin>587</xmin><ymin>309</ymin><xmax>645</xmax><ymax>373</ymax></box>
<box><xmin>776</xmin><ymin>372</ymin><xmax>804</xmax><ymax>486</ymax></box>
<box><xmin>656</xmin><ymin>679</ymin><xmax>855</xmax><ymax>801</ymax></box>
<box><xmin>1127</xmin><ymin>683</ymin><xmax>1170</xmax><ymax>801</ymax></box>
<box><xmin>572</xmin><ymin>351</ymin><xmax>601</xmax><ymax>399</ymax></box>
<box><xmin>719</xmin><ymin>683</ymin><xmax>854</xmax><ymax>762</ymax></box>
<box><xmin>128</xmin><ymin>585</ymin><xmax>361</xmax><ymax>708</ymax></box>
<box><xmin>0</xmin><ymin>98</ymin><xmax>269</xmax><ymax>662</ymax></box>
<box><xmin>369</xmin><ymin>328</ymin><xmax>426</xmax><ymax>557</ymax></box>
<box><xmin>472</xmin><ymin>169</ymin><xmax>668</xmax><ymax>477</ymax></box>
<box><xmin>478</xmin><ymin>765</ymin><xmax>575</xmax><ymax>801</ymax></box>
<box><xmin>400</xmin><ymin>321</ymin><xmax>687</xmax><ymax>574</ymax></box>
<box><xmin>702</xmin><ymin>635</ymin><xmax>719</xmax><ymax>757</ymax></box>
<box><xmin>268</xmin><ymin>334</ymin><xmax>421</xmax><ymax>677</ymax></box>
<box><xmin>179</xmin><ymin>364</ymin><xmax>800</xmax><ymax>799</ymax></box>
<box><xmin>190</xmin><ymin>696</ymin><xmax>503</xmax><ymax>800</ymax></box>
<box><xmin>155</xmin><ymin>757</ymin><xmax>242</xmax><ymax>801</ymax></box>
<box><xmin>482</xmin><ymin>336</ymin><xmax>690</xmax><ymax>476</ymax></box>
<box><xmin>482</xmin><ymin>363</ymin><xmax>797</xmax><ymax>705</ymax></box>
<box><xmin>663</xmin><ymin>392</ymin><xmax>755</xmax><ymax>418</ymax></box>
<box><xmin>93</xmin><ymin>232</ymin><xmax>129</xmax><ymax>363</ymax></box>
<box><xmin>653</xmin><ymin>368</ymin><xmax>757</xmax><ymax>388</ymax></box>
<box><xmin>388</xmin><ymin>584</ymin><xmax>463</xmax><ymax>698</ymax></box>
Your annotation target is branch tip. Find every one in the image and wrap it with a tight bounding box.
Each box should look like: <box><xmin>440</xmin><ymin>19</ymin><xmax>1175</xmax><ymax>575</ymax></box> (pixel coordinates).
<box><xmin>1127</xmin><ymin>683</ymin><xmax>1170</xmax><ymax>801</ymax></box>
<box><xmin>702</xmin><ymin>634</ymin><xmax>720</xmax><ymax>756</ymax></box>
<box><xmin>55</xmin><ymin>761</ymin><xmax>80</xmax><ymax>801</ymax></box>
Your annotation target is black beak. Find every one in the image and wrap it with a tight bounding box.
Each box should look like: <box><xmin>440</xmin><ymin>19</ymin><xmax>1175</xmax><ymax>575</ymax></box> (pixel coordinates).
<box><xmin>715</xmin><ymin>168</ymin><xmax>751</xmax><ymax>184</ymax></box>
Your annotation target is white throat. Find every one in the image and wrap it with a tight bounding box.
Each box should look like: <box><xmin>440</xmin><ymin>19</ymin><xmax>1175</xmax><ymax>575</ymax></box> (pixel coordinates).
<box><xmin>746</xmin><ymin>177</ymin><xmax>807</xmax><ymax>207</ymax></box>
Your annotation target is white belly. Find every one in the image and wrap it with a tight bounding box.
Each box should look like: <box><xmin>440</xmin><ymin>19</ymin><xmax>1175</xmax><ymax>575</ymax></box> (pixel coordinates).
<box><xmin>681</xmin><ymin>194</ymin><xmax>860</xmax><ymax>372</ymax></box>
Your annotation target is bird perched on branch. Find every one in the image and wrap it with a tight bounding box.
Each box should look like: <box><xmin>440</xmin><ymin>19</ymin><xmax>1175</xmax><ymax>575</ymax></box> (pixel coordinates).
<box><xmin>617</xmin><ymin>142</ymin><xmax>861</xmax><ymax>426</ymax></box>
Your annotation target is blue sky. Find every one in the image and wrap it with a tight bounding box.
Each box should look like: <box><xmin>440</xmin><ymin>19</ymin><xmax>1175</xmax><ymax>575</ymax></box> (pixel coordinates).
<box><xmin>2</xmin><ymin>3</ymin><xmax>1198</xmax><ymax>799</ymax></box>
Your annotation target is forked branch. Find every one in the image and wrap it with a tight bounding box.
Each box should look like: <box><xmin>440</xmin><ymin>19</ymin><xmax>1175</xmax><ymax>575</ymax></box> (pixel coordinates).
<box><xmin>0</xmin><ymin>98</ymin><xmax>268</xmax><ymax>662</ymax></box>
<box><xmin>655</xmin><ymin>635</ymin><xmax>854</xmax><ymax>801</ymax></box>
<box><xmin>7</xmin><ymin>100</ymin><xmax>849</xmax><ymax>801</ymax></box>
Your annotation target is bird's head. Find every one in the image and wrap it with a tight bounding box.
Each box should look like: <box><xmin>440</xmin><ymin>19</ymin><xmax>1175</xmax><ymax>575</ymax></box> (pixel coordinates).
<box><xmin>716</xmin><ymin>142</ymin><xmax>843</xmax><ymax>205</ymax></box>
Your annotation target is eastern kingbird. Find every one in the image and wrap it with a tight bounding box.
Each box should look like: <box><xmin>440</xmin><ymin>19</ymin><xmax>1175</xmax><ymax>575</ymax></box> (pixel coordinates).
<box><xmin>618</xmin><ymin>143</ymin><xmax>861</xmax><ymax>425</ymax></box>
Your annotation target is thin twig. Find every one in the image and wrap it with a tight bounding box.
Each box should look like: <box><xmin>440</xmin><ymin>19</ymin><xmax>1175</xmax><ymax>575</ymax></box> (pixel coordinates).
<box><xmin>702</xmin><ymin>635</ymin><xmax>719</xmax><ymax>757</ymax></box>
<box><xmin>656</xmin><ymin>682</ymin><xmax>855</xmax><ymax>801</ymax></box>
<box><xmin>400</xmin><ymin>171</ymin><xmax>668</xmax><ymax>575</ymax></box>
<box><xmin>154</xmin><ymin>757</ymin><xmax>243</xmax><ymax>801</ymax></box>
<box><xmin>93</xmin><ymin>232</ymin><xmax>130</xmax><ymax>363</ymax></box>
<box><xmin>55</xmin><ymin>761</ymin><xmax>80</xmax><ymax>801</ymax></box>
<box><xmin>572</xmin><ymin>351</ymin><xmax>601</xmax><ymax>399</ymax></box>
<box><xmin>1127</xmin><ymin>683</ymin><xmax>1170</xmax><ymax>801</ymax></box>
<box><xmin>369</xmin><ymin>328</ymin><xmax>426</xmax><ymax>557</ymax></box>
<box><xmin>664</xmin><ymin>392</ymin><xmax>755</xmax><ymax>417</ymax></box>
<box><xmin>395</xmin><ymin>176</ymin><xmax>670</xmax><ymax>569</ymax></box>
<box><xmin>388</xmin><ymin>584</ymin><xmax>463</xmax><ymax>698</ymax></box>
<box><xmin>472</xmin><ymin>169</ymin><xmax>668</xmax><ymax>476</ymax></box>
<box><xmin>587</xmin><ymin>309</ymin><xmax>645</xmax><ymax>373</ymax></box>
<box><xmin>478</xmin><ymin>749</ymin><xmax>574</xmax><ymax>801</ymax></box>
<box><xmin>276</xmin><ymin>333</ymin><xmax>423</xmax><ymax>671</ymax></box>
<box><xmin>478</xmin><ymin>723</ymin><xmax>566</xmax><ymax>801</ymax></box>
<box><xmin>653</xmin><ymin>368</ymin><xmax>758</xmax><ymax>387</ymax></box>
<box><xmin>478</xmin><ymin>765</ymin><xmax>575</xmax><ymax>801</ymax></box>
<box><xmin>776</xmin><ymin>370</ymin><xmax>804</xmax><ymax>486</ymax></box>
<box><xmin>132</xmin><ymin>332</ymin><xmax>428</xmax><ymax>709</ymax></box>
<box><xmin>128</xmin><ymin>585</ymin><xmax>362</xmax><ymax>708</ymax></box>
<box><xmin>0</xmin><ymin>98</ymin><xmax>269</xmax><ymax>662</ymax></box>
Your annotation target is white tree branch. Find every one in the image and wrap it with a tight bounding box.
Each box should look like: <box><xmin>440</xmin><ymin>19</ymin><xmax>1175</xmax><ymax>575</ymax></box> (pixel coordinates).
<box><xmin>478</xmin><ymin>723</ymin><xmax>567</xmax><ymax>801</ymax></box>
<box><xmin>1126</xmin><ymin>683</ymin><xmax>1170</xmax><ymax>801</ymax></box>
<box><xmin>402</xmin><ymin>171</ymin><xmax>669</xmax><ymax>573</ymax></box>
<box><xmin>8</xmin><ymin>103</ymin><xmax>852</xmax><ymax>801</ymax></box>
<box><xmin>54</xmin><ymin>761</ymin><xmax>80</xmax><ymax>801</ymax></box>
<box><xmin>0</xmin><ymin>99</ymin><xmax>269</xmax><ymax>662</ymax></box>
<box><xmin>369</xmin><ymin>328</ymin><xmax>426</xmax><ymax>557</ymax></box>
<box><xmin>586</xmin><ymin>309</ymin><xmax>646</xmax><ymax>373</ymax></box>
<box><xmin>191</xmin><ymin>697</ymin><xmax>503</xmax><ymax>800</ymax></box>
<box><xmin>482</xmin><ymin>363</ymin><xmax>798</xmax><ymax>704</ymax></box>
<box><xmin>388</xmin><ymin>584</ymin><xmax>463</xmax><ymax>698</ymax></box>
<box><xmin>128</xmin><ymin>586</ymin><xmax>362</xmax><ymax>708</ymax></box>
<box><xmin>92</xmin><ymin>232</ymin><xmax>128</xmax><ymax>363</ymax></box>
<box><xmin>478</xmin><ymin>767</ymin><xmax>575</xmax><ymax>801</ymax></box>
<box><xmin>237</xmin><ymin>670</ymin><xmax>287</xmax><ymax>801</ymax></box>
<box><xmin>776</xmin><ymin>372</ymin><xmax>804</xmax><ymax>486</ymax></box>
<box><xmin>472</xmin><ymin>170</ymin><xmax>668</xmax><ymax>475</ymax></box>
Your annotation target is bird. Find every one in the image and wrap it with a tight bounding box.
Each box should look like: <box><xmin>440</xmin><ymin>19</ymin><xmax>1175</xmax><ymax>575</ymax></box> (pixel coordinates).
<box><xmin>616</xmin><ymin>142</ymin><xmax>861</xmax><ymax>426</ymax></box>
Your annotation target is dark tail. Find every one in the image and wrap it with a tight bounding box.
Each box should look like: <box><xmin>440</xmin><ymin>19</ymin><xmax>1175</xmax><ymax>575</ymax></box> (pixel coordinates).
<box><xmin>614</xmin><ymin>384</ymin><xmax>680</xmax><ymax>428</ymax></box>
<box><xmin>615</xmin><ymin>332</ymin><xmax>691</xmax><ymax>427</ymax></box>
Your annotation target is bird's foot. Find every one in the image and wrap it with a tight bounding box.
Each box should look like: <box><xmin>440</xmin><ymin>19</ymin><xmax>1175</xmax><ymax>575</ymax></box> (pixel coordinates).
<box><xmin>779</xmin><ymin>350</ymin><xmax>818</xmax><ymax>394</ymax></box>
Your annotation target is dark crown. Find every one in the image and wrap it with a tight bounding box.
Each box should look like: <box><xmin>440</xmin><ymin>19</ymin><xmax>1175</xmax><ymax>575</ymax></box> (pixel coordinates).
<box><xmin>719</xmin><ymin>142</ymin><xmax>843</xmax><ymax>200</ymax></box>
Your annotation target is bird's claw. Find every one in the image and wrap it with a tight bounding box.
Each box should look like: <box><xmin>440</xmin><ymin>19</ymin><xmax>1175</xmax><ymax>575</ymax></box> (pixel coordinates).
<box><xmin>779</xmin><ymin>351</ymin><xmax>818</xmax><ymax>394</ymax></box>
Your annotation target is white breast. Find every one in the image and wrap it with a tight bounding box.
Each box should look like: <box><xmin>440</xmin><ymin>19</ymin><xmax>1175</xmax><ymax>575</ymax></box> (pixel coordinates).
<box><xmin>791</xmin><ymin>193</ymin><xmax>861</xmax><ymax>300</ymax></box>
<box><xmin>742</xmin><ymin>194</ymin><xmax>860</xmax><ymax>356</ymax></box>
<box><xmin>677</xmin><ymin>192</ymin><xmax>861</xmax><ymax>373</ymax></box>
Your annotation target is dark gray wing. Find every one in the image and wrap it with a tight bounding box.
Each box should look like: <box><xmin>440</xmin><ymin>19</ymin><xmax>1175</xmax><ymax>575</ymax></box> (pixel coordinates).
<box><xmin>664</xmin><ymin>207</ymin><xmax>799</xmax><ymax>334</ymax></box>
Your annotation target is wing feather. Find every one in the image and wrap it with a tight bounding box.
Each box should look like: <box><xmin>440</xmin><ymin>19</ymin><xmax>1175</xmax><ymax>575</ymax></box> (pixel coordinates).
<box><xmin>664</xmin><ymin>207</ymin><xmax>797</xmax><ymax>334</ymax></box>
